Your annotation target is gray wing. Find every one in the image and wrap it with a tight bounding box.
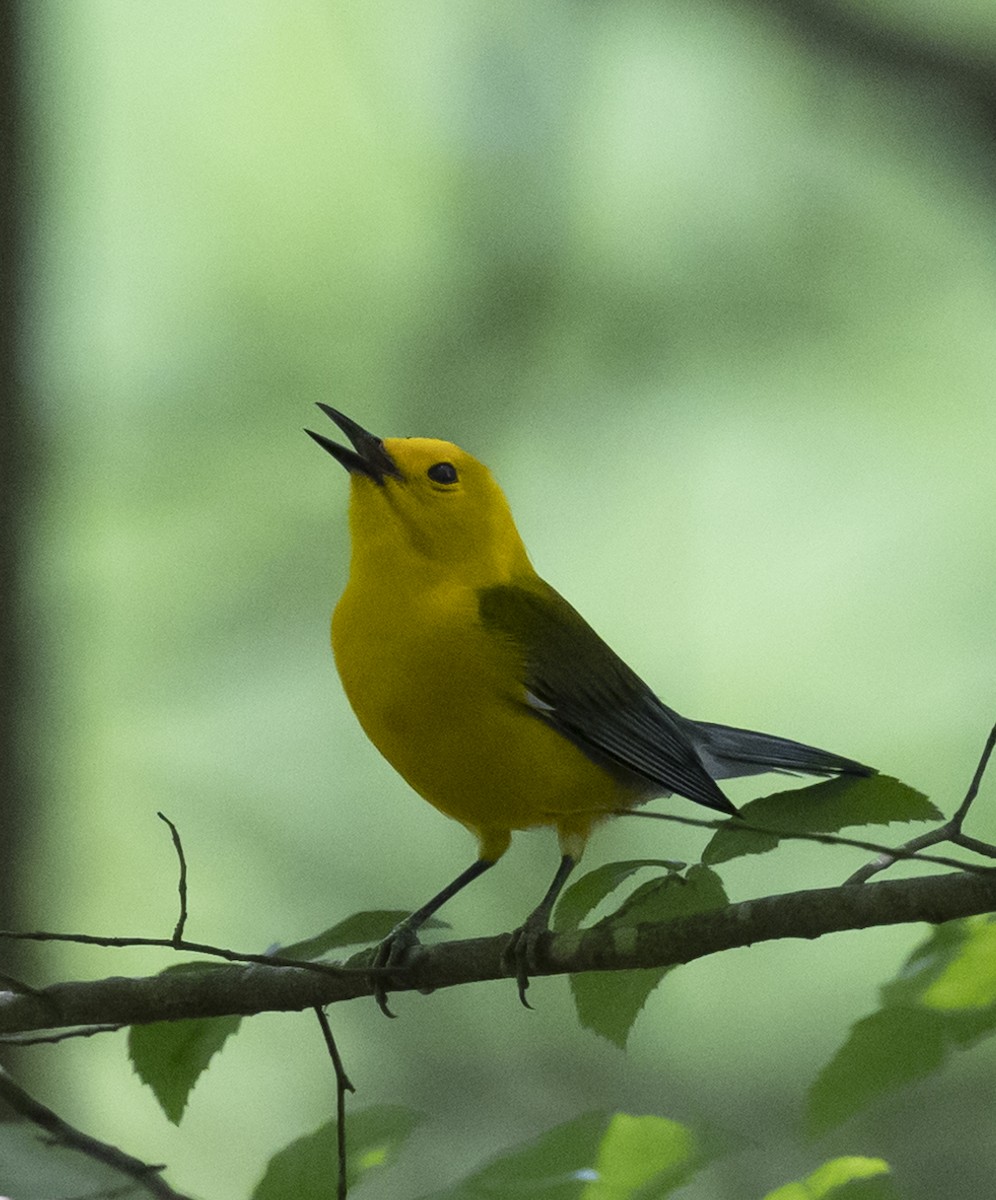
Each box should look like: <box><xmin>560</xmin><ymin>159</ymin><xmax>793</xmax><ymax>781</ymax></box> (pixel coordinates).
<box><xmin>478</xmin><ymin>582</ymin><xmax>739</xmax><ymax>815</ymax></box>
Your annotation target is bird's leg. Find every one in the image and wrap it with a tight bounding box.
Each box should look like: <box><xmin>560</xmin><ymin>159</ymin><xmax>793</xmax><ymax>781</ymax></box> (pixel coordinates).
<box><xmin>503</xmin><ymin>853</ymin><xmax>578</xmax><ymax>1009</ymax></box>
<box><xmin>371</xmin><ymin>857</ymin><xmax>496</xmax><ymax>1017</ymax></box>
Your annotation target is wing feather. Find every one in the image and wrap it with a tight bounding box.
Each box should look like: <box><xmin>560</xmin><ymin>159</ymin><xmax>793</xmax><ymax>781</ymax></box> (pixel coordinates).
<box><xmin>478</xmin><ymin>582</ymin><xmax>738</xmax><ymax>815</ymax></box>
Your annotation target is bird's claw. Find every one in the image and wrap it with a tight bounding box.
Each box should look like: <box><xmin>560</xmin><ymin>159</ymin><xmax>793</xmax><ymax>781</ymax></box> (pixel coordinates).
<box><xmin>502</xmin><ymin>919</ymin><xmax>552</xmax><ymax>1009</ymax></box>
<box><xmin>370</xmin><ymin>925</ymin><xmax>420</xmax><ymax>1017</ymax></box>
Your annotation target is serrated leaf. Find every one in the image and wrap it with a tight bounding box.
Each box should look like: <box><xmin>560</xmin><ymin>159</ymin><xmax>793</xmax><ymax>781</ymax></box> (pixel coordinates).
<box><xmin>806</xmin><ymin>1007</ymin><xmax>946</xmax><ymax>1136</ymax></box>
<box><xmin>253</xmin><ymin>1104</ymin><xmax>423</xmax><ymax>1199</ymax></box>
<box><xmin>569</xmin><ymin>970</ymin><xmax>663</xmax><ymax>1052</ymax></box>
<box><xmin>280</xmin><ymin>910</ymin><xmax>447</xmax><ymax>961</ymax></box>
<box><xmin>703</xmin><ymin>775</ymin><xmax>936</xmax><ymax>865</ymax></box>
<box><xmin>570</xmin><ymin>866</ymin><xmax>728</xmax><ymax>1048</ymax></box>
<box><xmin>129</xmin><ymin>1010</ymin><xmax>241</xmax><ymax>1125</ymax></box>
<box><xmin>554</xmin><ymin>860</ymin><xmax>685</xmax><ymax>933</ymax></box>
<box><xmin>417</xmin><ymin>1110</ymin><xmax>708</xmax><ymax>1200</ymax></box>
<box><xmin>763</xmin><ymin>1156</ymin><xmax>896</xmax><ymax>1200</ymax></box>
<box><xmin>604</xmin><ymin>864</ymin><xmax>728</xmax><ymax>927</ymax></box>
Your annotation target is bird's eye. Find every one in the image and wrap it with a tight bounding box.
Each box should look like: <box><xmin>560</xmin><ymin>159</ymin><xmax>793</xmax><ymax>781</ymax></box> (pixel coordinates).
<box><xmin>427</xmin><ymin>462</ymin><xmax>458</xmax><ymax>484</ymax></box>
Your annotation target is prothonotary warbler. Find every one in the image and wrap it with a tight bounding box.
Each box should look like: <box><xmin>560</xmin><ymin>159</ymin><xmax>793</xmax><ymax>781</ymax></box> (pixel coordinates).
<box><xmin>307</xmin><ymin>406</ymin><xmax>874</xmax><ymax>1011</ymax></box>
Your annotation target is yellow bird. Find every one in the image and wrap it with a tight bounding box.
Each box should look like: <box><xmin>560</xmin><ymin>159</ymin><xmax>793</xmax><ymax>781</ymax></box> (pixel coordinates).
<box><xmin>308</xmin><ymin>407</ymin><xmax>873</xmax><ymax>1010</ymax></box>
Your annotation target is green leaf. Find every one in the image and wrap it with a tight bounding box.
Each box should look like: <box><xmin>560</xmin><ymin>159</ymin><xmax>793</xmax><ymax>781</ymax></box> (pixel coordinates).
<box><xmin>809</xmin><ymin>918</ymin><xmax>996</xmax><ymax>1135</ymax></box>
<box><xmin>763</xmin><ymin>1156</ymin><xmax>897</xmax><ymax>1200</ymax></box>
<box><xmin>569</xmin><ymin>865</ymin><xmax>728</xmax><ymax>1048</ymax></box>
<box><xmin>604</xmin><ymin>864</ymin><xmax>728</xmax><ymax>926</ymax></box>
<box><xmin>419</xmin><ymin>1111</ymin><xmax>608</xmax><ymax>1199</ymax></box>
<box><xmin>583</xmin><ymin>1113</ymin><xmax>701</xmax><ymax>1199</ymax></box>
<box><xmin>703</xmin><ymin>775</ymin><xmax>936</xmax><ymax>865</ymax></box>
<box><xmin>883</xmin><ymin>916</ymin><xmax>996</xmax><ymax>1013</ymax></box>
<box><xmin>279</xmin><ymin>910</ymin><xmax>447</xmax><ymax>960</ymax></box>
<box><xmin>129</xmin><ymin>996</ymin><xmax>241</xmax><ymax>1125</ymax></box>
<box><xmin>880</xmin><ymin>917</ymin><xmax>996</xmax><ymax>1048</ymax></box>
<box><xmin>806</xmin><ymin>1007</ymin><xmax>946</xmax><ymax>1136</ymax></box>
<box><xmin>253</xmin><ymin>1104</ymin><xmax>423</xmax><ymax>1199</ymax></box>
<box><xmin>417</xmin><ymin>1111</ymin><xmax>707</xmax><ymax>1200</ymax></box>
<box><xmin>554</xmin><ymin>860</ymin><xmax>685</xmax><ymax>933</ymax></box>
<box><xmin>569</xmin><ymin>970</ymin><xmax>662</xmax><ymax>1053</ymax></box>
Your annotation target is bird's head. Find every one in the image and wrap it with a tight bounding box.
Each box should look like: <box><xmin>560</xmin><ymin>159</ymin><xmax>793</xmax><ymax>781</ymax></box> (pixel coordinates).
<box><xmin>307</xmin><ymin>405</ymin><xmax>531</xmax><ymax>584</ymax></box>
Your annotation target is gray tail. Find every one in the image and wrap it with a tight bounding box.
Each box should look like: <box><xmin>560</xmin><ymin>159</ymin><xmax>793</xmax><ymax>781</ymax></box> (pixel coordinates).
<box><xmin>686</xmin><ymin>719</ymin><xmax>875</xmax><ymax>783</ymax></box>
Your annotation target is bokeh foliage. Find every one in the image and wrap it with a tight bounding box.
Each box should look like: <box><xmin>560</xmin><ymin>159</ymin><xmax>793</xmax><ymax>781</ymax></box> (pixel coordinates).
<box><xmin>14</xmin><ymin>1</ymin><xmax>996</xmax><ymax>1197</ymax></box>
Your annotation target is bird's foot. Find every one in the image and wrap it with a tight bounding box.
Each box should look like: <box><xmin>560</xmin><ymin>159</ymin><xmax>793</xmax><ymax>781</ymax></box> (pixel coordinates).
<box><xmin>369</xmin><ymin>924</ymin><xmax>421</xmax><ymax>1018</ymax></box>
<box><xmin>501</xmin><ymin>853</ymin><xmax>577</xmax><ymax>1008</ymax></box>
<box><xmin>502</xmin><ymin>913</ymin><xmax>554</xmax><ymax>1010</ymax></box>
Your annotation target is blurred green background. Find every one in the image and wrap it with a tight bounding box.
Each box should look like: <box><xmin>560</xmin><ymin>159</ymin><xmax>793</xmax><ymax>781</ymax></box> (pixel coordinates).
<box><xmin>10</xmin><ymin>1</ymin><xmax>996</xmax><ymax>1197</ymax></box>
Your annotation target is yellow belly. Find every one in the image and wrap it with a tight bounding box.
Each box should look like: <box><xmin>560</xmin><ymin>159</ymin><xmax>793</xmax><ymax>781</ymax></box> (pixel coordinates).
<box><xmin>332</xmin><ymin>578</ymin><xmax>625</xmax><ymax>860</ymax></box>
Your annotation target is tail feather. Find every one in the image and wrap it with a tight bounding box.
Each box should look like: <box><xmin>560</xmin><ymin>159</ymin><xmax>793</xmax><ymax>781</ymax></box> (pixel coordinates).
<box><xmin>686</xmin><ymin>719</ymin><xmax>874</xmax><ymax>783</ymax></box>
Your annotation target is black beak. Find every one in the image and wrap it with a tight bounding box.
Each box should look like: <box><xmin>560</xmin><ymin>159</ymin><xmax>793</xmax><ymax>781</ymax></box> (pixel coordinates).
<box><xmin>305</xmin><ymin>405</ymin><xmax>401</xmax><ymax>484</ymax></box>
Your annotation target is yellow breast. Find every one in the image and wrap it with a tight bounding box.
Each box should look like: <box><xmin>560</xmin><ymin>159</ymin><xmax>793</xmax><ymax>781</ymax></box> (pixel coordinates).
<box><xmin>332</xmin><ymin>574</ymin><xmax>624</xmax><ymax>861</ymax></box>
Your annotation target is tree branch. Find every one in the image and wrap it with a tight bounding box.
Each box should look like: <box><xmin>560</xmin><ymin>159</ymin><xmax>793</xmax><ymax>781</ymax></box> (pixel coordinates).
<box><xmin>2</xmin><ymin>869</ymin><xmax>994</xmax><ymax>1036</ymax></box>
<box><xmin>0</xmin><ymin>1068</ymin><xmax>195</xmax><ymax>1200</ymax></box>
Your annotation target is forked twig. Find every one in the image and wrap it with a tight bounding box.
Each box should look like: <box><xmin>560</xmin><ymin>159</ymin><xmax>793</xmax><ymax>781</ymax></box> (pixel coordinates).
<box><xmin>846</xmin><ymin>724</ymin><xmax>996</xmax><ymax>884</ymax></box>
<box><xmin>315</xmin><ymin>1006</ymin><xmax>356</xmax><ymax>1199</ymax></box>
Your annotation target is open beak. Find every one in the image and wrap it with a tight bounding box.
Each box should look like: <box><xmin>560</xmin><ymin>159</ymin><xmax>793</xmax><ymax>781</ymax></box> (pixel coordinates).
<box><xmin>305</xmin><ymin>404</ymin><xmax>402</xmax><ymax>484</ymax></box>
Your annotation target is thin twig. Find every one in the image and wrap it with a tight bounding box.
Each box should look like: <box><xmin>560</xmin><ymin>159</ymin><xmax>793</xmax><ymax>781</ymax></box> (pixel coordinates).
<box><xmin>846</xmin><ymin>724</ymin><xmax>996</xmax><ymax>884</ymax></box>
<box><xmin>950</xmin><ymin>832</ymin><xmax>996</xmax><ymax>860</ymax></box>
<box><xmin>0</xmin><ymin>971</ymin><xmax>47</xmax><ymax>998</ymax></box>
<box><xmin>616</xmin><ymin>809</ymin><xmax>994</xmax><ymax>875</ymax></box>
<box><xmin>951</xmin><ymin>723</ymin><xmax>996</xmax><ymax>829</ymax></box>
<box><xmin>0</xmin><ymin>1067</ymin><xmax>194</xmax><ymax>1200</ymax></box>
<box><xmin>315</xmin><ymin>1006</ymin><xmax>355</xmax><ymax>1200</ymax></box>
<box><xmin>737</xmin><ymin>824</ymin><xmax>988</xmax><ymax>873</ymax></box>
<box><xmin>0</xmin><ymin>929</ymin><xmax>365</xmax><ymax>977</ymax></box>
<box><xmin>841</xmin><ymin>822</ymin><xmax>977</xmax><ymax>885</ymax></box>
<box><xmin>0</xmin><ymin>1023</ymin><xmax>124</xmax><ymax>1046</ymax></box>
<box><xmin>157</xmin><ymin>811</ymin><xmax>188</xmax><ymax>942</ymax></box>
